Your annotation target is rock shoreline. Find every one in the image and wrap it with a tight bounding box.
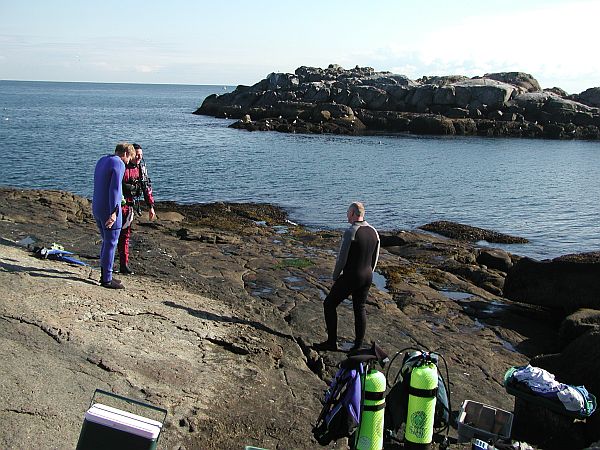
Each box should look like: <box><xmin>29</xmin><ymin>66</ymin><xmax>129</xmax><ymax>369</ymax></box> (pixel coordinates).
<box><xmin>1</xmin><ymin>187</ymin><xmax>599</xmax><ymax>449</ymax></box>
<box><xmin>195</xmin><ymin>64</ymin><xmax>600</xmax><ymax>140</ymax></box>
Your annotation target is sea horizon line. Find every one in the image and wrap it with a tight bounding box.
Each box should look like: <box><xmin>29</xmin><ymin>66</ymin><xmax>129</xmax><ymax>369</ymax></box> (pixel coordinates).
<box><xmin>0</xmin><ymin>79</ymin><xmax>237</xmax><ymax>88</ymax></box>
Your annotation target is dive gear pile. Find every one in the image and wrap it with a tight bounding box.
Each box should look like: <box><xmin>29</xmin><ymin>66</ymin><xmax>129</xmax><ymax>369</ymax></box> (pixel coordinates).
<box><xmin>312</xmin><ymin>343</ymin><xmax>388</xmax><ymax>449</ymax></box>
<box><xmin>313</xmin><ymin>344</ymin><xmax>451</xmax><ymax>449</ymax></box>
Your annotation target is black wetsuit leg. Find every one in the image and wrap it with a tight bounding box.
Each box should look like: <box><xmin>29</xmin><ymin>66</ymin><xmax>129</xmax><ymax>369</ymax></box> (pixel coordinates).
<box><xmin>351</xmin><ymin>281</ymin><xmax>371</xmax><ymax>347</ymax></box>
<box><xmin>323</xmin><ymin>275</ymin><xmax>354</xmax><ymax>344</ymax></box>
<box><xmin>324</xmin><ymin>272</ymin><xmax>372</xmax><ymax>345</ymax></box>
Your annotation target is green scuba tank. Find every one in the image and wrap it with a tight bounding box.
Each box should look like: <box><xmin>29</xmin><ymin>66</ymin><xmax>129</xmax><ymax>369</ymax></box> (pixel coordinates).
<box><xmin>404</xmin><ymin>358</ymin><xmax>438</xmax><ymax>449</ymax></box>
<box><xmin>355</xmin><ymin>368</ymin><xmax>386</xmax><ymax>450</ymax></box>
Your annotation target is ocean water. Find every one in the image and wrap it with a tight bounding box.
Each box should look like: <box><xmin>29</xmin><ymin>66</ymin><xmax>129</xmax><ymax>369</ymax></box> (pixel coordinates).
<box><xmin>1</xmin><ymin>80</ymin><xmax>599</xmax><ymax>260</ymax></box>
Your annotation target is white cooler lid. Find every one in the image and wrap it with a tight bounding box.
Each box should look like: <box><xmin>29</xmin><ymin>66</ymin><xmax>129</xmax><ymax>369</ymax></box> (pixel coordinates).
<box><xmin>85</xmin><ymin>403</ymin><xmax>163</xmax><ymax>440</ymax></box>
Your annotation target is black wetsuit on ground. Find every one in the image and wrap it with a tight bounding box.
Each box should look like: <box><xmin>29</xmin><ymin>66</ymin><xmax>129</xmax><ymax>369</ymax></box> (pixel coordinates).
<box><xmin>323</xmin><ymin>220</ymin><xmax>380</xmax><ymax>348</ymax></box>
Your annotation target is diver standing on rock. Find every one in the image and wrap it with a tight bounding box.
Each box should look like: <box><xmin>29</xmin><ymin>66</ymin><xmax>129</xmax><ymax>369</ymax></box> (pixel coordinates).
<box><xmin>117</xmin><ymin>143</ymin><xmax>155</xmax><ymax>275</ymax></box>
<box><xmin>92</xmin><ymin>143</ymin><xmax>135</xmax><ymax>289</ymax></box>
<box><xmin>314</xmin><ymin>202</ymin><xmax>380</xmax><ymax>352</ymax></box>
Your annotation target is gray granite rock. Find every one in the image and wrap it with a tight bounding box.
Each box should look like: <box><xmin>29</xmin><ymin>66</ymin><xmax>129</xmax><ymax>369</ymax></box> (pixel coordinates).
<box><xmin>1</xmin><ymin>188</ymin><xmax>597</xmax><ymax>449</ymax></box>
<box><xmin>194</xmin><ymin>65</ymin><xmax>600</xmax><ymax>140</ymax></box>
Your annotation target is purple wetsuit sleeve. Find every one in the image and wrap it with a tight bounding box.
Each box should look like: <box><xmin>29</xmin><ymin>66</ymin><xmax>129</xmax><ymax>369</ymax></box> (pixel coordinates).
<box><xmin>108</xmin><ymin>158</ymin><xmax>124</xmax><ymax>217</ymax></box>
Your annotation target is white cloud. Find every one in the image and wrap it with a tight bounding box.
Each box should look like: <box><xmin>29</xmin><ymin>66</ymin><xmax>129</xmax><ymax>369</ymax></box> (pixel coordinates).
<box><xmin>359</xmin><ymin>1</ymin><xmax>600</xmax><ymax>92</ymax></box>
<box><xmin>134</xmin><ymin>64</ymin><xmax>163</xmax><ymax>74</ymax></box>
<box><xmin>2</xmin><ymin>2</ymin><xmax>598</xmax><ymax>89</ymax></box>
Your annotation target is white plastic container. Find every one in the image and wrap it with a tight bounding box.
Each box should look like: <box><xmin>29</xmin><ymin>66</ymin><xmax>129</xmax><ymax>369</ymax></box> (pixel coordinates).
<box><xmin>77</xmin><ymin>403</ymin><xmax>163</xmax><ymax>449</ymax></box>
<box><xmin>457</xmin><ymin>399</ymin><xmax>513</xmax><ymax>443</ymax></box>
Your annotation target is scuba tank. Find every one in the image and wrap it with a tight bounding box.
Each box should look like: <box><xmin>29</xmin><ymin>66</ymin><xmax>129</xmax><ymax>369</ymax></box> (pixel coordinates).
<box><xmin>404</xmin><ymin>352</ymin><xmax>438</xmax><ymax>449</ymax></box>
<box><xmin>355</xmin><ymin>368</ymin><xmax>386</xmax><ymax>450</ymax></box>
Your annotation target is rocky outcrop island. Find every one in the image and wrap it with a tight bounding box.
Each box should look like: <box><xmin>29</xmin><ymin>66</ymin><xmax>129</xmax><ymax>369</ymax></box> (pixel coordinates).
<box><xmin>195</xmin><ymin>64</ymin><xmax>600</xmax><ymax>140</ymax></box>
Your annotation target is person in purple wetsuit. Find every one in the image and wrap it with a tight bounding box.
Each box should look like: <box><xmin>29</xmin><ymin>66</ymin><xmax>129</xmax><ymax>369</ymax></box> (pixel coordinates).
<box><xmin>314</xmin><ymin>202</ymin><xmax>380</xmax><ymax>353</ymax></box>
<box><xmin>92</xmin><ymin>143</ymin><xmax>135</xmax><ymax>289</ymax></box>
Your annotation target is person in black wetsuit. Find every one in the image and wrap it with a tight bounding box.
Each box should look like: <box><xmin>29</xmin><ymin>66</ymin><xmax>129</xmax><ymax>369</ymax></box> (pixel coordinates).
<box><xmin>314</xmin><ymin>202</ymin><xmax>380</xmax><ymax>352</ymax></box>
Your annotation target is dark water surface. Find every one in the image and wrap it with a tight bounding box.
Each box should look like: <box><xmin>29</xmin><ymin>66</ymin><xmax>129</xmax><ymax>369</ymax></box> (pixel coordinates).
<box><xmin>1</xmin><ymin>80</ymin><xmax>599</xmax><ymax>259</ymax></box>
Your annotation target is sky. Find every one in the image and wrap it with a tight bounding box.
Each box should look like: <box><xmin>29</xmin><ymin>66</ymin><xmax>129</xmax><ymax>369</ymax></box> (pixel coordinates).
<box><xmin>1</xmin><ymin>0</ymin><xmax>598</xmax><ymax>94</ymax></box>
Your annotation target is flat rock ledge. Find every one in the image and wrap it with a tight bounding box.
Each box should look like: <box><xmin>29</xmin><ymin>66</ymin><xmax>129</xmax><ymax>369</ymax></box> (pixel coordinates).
<box><xmin>420</xmin><ymin>220</ymin><xmax>529</xmax><ymax>244</ymax></box>
<box><xmin>194</xmin><ymin>64</ymin><xmax>600</xmax><ymax>140</ymax></box>
<box><xmin>1</xmin><ymin>187</ymin><xmax>600</xmax><ymax>449</ymax></box>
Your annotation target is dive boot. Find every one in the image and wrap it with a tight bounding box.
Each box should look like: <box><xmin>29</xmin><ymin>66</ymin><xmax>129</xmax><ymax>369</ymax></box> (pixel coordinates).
<box><xmin>120</xmin><ymin>265</ymin><xmax>134</xmax><ymax>275</ymax></box>
<box><xmin>101</xmin><ymin>279</ymin><xmax>124</xmax><ymax>289</ymax></box>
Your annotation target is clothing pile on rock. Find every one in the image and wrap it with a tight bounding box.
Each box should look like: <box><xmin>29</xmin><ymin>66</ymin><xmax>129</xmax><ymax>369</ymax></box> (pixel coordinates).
<box><xmin>511</xmin><ymin>365</ymin><xmax>595</xmax><ymax>415</ymax></box>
